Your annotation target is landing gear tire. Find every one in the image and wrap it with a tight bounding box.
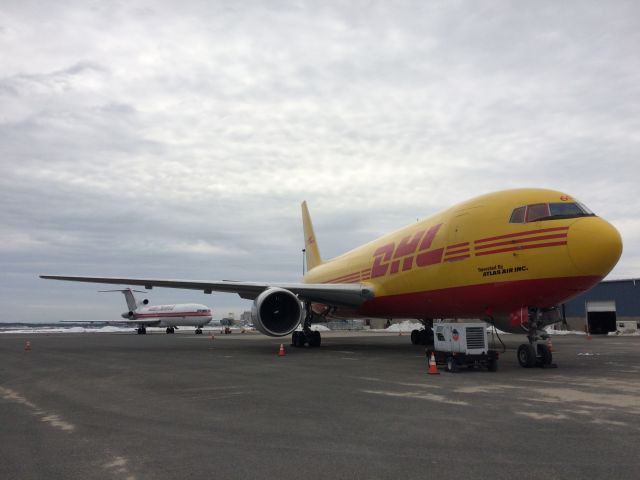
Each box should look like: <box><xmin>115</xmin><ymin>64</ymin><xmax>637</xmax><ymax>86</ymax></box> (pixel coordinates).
<box><xmin>411</xmin><ymin>329</ymin><xmax>420</xmax><ymax>345</ymax></box>
<box><xmin>446</xmin><ymin>356</ymin><xmax>458</xmax><ymax>373</ymax></box>
<box><xmin>166</xmin><ymin>327</ymin><xmax>175</xmax><ymax>334</ymax></box>
<box><xmin>517</xmin><ymin>344</ymin><xmax>536</xmax><ymax>368</ymax></box>
<box><xmin>291</xmin><ymin>331</ymin><xmax>305</xmax><ymax>348</ymax></box>
<box><xmin>137</xmin><ymin>327</ymin><xmax>147</xmax><ymax>335</ymax></box>
<box><xmin>309</xmin><ymin>330</ymin><xmax>321</xmax><ymax>348</ymax></box>
<box><xmin>195</xmin><ymin>328</ymin><xmax>203</xmax><ymax>335</ymax></box>
<box><xmin>536</xmin><ymin>344</ymin><xmax>553</xmax><ymax>367</ymax></box>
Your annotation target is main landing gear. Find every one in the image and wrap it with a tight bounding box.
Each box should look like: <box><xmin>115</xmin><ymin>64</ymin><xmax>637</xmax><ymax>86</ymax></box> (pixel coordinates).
<box><xmin>410</xmin><ymin>319</ymin><xmax>434</xmax><ymax>346</ymax></box>
<box><xmin>166</xmin><ymin>327</ymin><xmax>175</xmax><ymax>334</ymax></box>
<box><xmin>195</xmin><ymin>328</ymin><xmax>203</xmax><ymax>335</ymax></box>
<box><xmin>291</xmin><ymin>302</ymin><xmax>321</xmax><ymax>348</ymax></box>
<box><xmin>136</xmin><ymin>327</ymin><xmax>147</xmax><ymax>335</ymax></box>
<box><xmin>517</xmin><ymin>308</ymin><xmax>556</xmax><ymax>368</ymax></box>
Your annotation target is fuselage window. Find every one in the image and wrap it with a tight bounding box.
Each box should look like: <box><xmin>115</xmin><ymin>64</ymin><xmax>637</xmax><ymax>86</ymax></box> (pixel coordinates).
<box><xmin>509</xmin><ymin>206</ymin><xmax>526</xmax><ymax>223</ymax></box>
<box><xmin>526</xmin><ymin>203</ymin><xmax>550</xmax><ymax>222</ymax></box>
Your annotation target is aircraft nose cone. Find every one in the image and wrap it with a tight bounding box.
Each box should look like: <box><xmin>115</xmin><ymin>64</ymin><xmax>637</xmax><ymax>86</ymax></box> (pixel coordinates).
<box><xmin>567</xmin><ymin>217</ymin><xmax>623</xmax><ymax>276</ymax></box>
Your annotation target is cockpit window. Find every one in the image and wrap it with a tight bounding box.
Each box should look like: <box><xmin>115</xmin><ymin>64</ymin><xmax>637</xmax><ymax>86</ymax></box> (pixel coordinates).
<box><xmin>509</xmin><ymin>206</ymin><xmax>526</xmax><ymax>223</ymax></box>
<box><xmin>549</xmin><ymin>203</ymin><xmax>585</xmax><ymax>217</ymax></box>
<box><xmin>509</xmin><ymin>202</ymin><xmax>595</xmax><ymax>224</ymax></box>
<box><xmin>526</xmin><ymin>203</ymin><xmax>549</xmax><ymax>222</ymax></box>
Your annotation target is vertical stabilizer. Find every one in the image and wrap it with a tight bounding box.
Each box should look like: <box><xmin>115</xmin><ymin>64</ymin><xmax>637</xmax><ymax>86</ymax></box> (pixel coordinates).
<box><xmin>121</xmin><ymin>289</ymin><xmax>138</xmax><ymax>311</ymax></box>
<box><xmin>301</xmin><ymin>201</ymin><xmax>322</xmax><ymax>271</ymax></box>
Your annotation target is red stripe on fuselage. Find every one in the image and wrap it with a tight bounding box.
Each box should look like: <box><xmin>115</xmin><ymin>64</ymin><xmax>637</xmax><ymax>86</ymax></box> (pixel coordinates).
<box><xmin>474</xmin><ymin>233</ymin><xmax>567</xmax><ymax>250</ymax></box>
<box><xmin>475</xmin><ymin>241</ymin><xmax>567</xmax><ymax>256</ymax></box>
<box><xmin>445</xmin><ymin>248</ymin><xmax>470</xmax><ymax>256</ymax></box>
<box><xmin>444</xmin><ymin>254</ymin><xmax>470</xmax><ymax>262</ymax></box>
<box><xmin>135</xmin><ymin>312</ymin><xmax>211</xmax><ymax>318</ymax></box>
<box><xmin>475</xmin><ymin>226</ymin><xmax>569</xmax><ymax>244</ymax></box>
<box><xmin>326</xmin><ymin>272</ymin><xmax>361</xmax><ymax>283</ymax></box>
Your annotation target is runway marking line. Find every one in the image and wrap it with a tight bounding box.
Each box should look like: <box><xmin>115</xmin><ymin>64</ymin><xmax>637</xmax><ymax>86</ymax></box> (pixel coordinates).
<box><xmin>0</xmin><ymin>385</ymin><xmax>76</xmax><ymax>433</ymax></box>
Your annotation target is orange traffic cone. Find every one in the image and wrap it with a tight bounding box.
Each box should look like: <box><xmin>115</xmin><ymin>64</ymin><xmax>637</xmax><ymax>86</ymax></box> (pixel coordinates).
<box><xmin>209</xmin><ymin>333</ymin><xmax>215</xmax><ymax>341</ymax></box>
<box><xmin>427</xmin><ymin>352</ymin><xmax>440</xmax><ymax>375</ymax></box>
<box><xmin>24</xmin><ymin>341</ymin><xmax>32</xmax><ymax>351</ymax></box>
<box><xmin>278</xmin><ymin>344</ymin><xmax>286</xmax><ymax>357</ymax></box>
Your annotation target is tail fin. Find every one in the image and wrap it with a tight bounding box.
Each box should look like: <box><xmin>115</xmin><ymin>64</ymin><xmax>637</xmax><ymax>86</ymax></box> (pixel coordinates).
<box><xmin>99</xmin><ymin>288</ymin><xmax>147</xmax><ymax>312</ymax></box>
<box><xmin>301</xmin><ymin>201</ymin><xmax>322</xmax><ymax>271</ymax></box>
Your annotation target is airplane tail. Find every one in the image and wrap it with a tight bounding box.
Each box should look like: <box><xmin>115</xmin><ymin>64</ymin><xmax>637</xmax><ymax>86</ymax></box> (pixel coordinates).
<box><xmin>99</xmin><ymin>288</ymin><xmax>147</xmax><ymax>312</ymax></box>
<box><xmin>301</xmin><ymin>201</ymin><xmax>323</xmax><ymax>272</ymax></box>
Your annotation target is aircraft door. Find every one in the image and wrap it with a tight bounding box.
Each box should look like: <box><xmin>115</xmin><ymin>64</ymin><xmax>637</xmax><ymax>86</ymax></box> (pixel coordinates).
<box><xmin>448</xmin><ymin>213</ymin><xmax>469</xmax><ymax>247</ymax></box>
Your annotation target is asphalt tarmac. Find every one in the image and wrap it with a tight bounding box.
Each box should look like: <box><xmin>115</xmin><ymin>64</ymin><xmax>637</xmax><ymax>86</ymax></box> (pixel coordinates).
<box><xmin>1</xmin><ymin>331</ymin><xmax>639</xmax><ymax>480</ymax></box>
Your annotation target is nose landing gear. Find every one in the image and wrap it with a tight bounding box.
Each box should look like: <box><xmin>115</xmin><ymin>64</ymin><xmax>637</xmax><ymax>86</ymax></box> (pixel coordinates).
<box><xmin>517</xmin><ymin>308</ymin><xmax>557</xmax><ymax>368</ymax></box>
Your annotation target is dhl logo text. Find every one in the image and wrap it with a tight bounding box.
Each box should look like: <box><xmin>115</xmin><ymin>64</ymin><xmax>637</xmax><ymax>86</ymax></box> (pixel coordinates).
<box><xmin>371</xmin><ymin>224</ymin><xmax>444</xmax><ymax>278</ymax></box>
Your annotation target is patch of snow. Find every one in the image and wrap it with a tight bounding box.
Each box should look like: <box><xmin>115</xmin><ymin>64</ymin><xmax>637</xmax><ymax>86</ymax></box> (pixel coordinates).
<box><xmin>294</xmin><ymin>324</ymin><xmax>330</xmax><ymax>331</ymax></box>
<box><xmin>383</xmin><ymin>320</ymin><xmax>423</xmax><ymax>332</ymax></box>
<box><xmin>544</xmin><ymin>326</ymin><xmax>587</xmax><ymax>335</ymax></box>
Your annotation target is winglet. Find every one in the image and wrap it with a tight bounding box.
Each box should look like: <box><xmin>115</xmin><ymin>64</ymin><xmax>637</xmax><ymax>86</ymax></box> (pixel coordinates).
<box><xmin>301</xmin><ymin>201</ymin><xmax>322</xmax><ymax>271</ymax></box>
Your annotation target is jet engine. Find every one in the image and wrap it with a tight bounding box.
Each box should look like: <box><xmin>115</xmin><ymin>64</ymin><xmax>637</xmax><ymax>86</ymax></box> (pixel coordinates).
<box><xmin>251</xmin><ymin>287</ymin><xmax>302</xmax><ymax>337</ymax></box>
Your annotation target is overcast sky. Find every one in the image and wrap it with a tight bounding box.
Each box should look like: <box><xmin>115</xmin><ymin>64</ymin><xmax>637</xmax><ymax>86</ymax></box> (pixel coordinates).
<box><xmin>1</xmin><ymin>0</ymin><xmax>638</xmax><ymax>322</ymax></box>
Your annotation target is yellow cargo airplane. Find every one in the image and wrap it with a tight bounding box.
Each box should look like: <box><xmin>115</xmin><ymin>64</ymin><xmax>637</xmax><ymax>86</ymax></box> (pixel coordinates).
<box><xmin>41</xmin><ymin>188</ymin><xmax>622</xmax><ymax>368</ymax></box>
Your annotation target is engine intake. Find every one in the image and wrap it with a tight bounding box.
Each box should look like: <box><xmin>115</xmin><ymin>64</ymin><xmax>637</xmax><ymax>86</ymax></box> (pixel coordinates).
<box><xmin>251</xmin><ymin>287</ymin><xmax>302</xmax><ymax>337</ymax></box>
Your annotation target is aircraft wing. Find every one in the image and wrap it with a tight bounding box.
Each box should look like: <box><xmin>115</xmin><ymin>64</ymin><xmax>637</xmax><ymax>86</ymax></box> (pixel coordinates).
<box><xmin>40</xmin><ymin>275</ymin><xmax>375</xmax><ymax>307</ymax></box>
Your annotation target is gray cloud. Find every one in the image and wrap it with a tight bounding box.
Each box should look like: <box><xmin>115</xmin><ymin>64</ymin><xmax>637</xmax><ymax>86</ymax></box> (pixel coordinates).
<box><xmin>1</xmin><ymin>0</ymin><xmax>638</xmax><ymax>321</ymax></box>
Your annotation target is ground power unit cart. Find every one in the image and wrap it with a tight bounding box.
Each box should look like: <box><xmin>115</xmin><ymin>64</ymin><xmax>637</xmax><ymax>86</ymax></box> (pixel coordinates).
<box><xmin>427</xmin><ymin>322</ymin><xmax>498</xmax><ymax>372</ymax></box>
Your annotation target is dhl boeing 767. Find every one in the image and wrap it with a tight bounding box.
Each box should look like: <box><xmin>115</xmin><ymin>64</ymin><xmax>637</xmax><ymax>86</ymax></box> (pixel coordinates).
<box><xmin>41</xmin><ymin>188</ymin><xmax>622</xmax><ymax>368</ymax></box>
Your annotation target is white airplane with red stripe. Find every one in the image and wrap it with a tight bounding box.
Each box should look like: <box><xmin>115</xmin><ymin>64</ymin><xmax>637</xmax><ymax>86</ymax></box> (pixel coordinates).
<box><xmin>101</xmin><ymin>289</ymin><xmax>212</xmax><ymax>335</ymax></box>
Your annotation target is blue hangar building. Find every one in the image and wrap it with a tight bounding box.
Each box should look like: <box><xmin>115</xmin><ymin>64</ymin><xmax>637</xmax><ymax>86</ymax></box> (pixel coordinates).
<box><xmin>562</xmin><ymin>278</ymin><xmax>640</xmax><ymax>334</ymax></box>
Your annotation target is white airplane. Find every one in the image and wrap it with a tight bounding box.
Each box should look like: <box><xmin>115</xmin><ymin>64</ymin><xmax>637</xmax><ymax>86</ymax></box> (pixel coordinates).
<box><xmin>70</xmin><ymin>289</ymin><xmax>213</xmax><ymax>335</ymax></box>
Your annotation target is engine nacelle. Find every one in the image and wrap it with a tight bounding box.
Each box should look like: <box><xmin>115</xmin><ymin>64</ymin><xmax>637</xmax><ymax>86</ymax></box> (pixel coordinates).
<box><xmin>251</xmin><ymin>287</ymin><xmax>302</xmax><ymax>337</ymax></box>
